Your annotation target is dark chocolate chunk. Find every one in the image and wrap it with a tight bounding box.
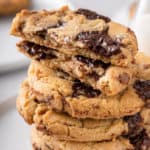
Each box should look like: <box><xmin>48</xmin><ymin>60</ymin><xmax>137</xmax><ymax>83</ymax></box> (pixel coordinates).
<box><xmin>36</xmin><ymin>29</ymin><xmax>47</xmax><ymax>39</ymax></box>
<box><xmin>133</xmin><ymin>80</ymin><xmax>150</xmax><ymax>101</ymax></box>
<box><xmin>88</xmin><ymin>72</ymin><xmax>100</xmax><ymax>81</ymax></box>
<box><xmin>76</xmin><ymin>30</ymin><xmax>122</xmax><ymax>57</ymax></box>
<box><xmin>19</xmin><ymin>41</ymin><xmax>57</xmax><ymax>60</ymax></box>
<box><xmin>124</xmin><ymin>114</ymin><xmax>150</xmax><ymax>150</ymax></box>
<box><xmin>124</xmin><ymin>113</ymin><xmax>143</xmax><ymax>136</ymax></box>
<box><xmin>35</xmin><ymin>20</ymin><xmax>63</xmax><ymax>38</ymax></box>
<box><xmin>129</xmin><ymin>129</ymin><xmax>150</xmax><ymax>150</ymax></box>
<box><xmin>56</xmin><ymin>69</ymin><xmax>70</xmax><ymax>80</ymax></box>
<box><xmin>75</xmin><ymin>55</ymin><xmax>110</xmax><ymax>68</ymax></box>
<box><xmin>76</xmin><ymin>8</ymin><xmax>111</xmax><ymax>22</ymax></box>
<box><xmin>72</xmin><ymin>79</ymin><xmax>101</xmax><ymax>98</ymax></box>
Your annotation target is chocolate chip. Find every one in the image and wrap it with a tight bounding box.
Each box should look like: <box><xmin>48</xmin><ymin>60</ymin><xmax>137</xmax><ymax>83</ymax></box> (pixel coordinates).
<box><xmin>88</xmin><ymin>72</ymin><xmax>100</xmax><ymax>81</ymax></box>
<box><xmin>129</xmin><ymin>129</ymin><xmax>150</xmax><ymax>150</ymax></box>
<box><xmin>72</xmin><ymin>79</ymin><xmax>101</xmax><ymax>98</ymax></box>
<box><xmin>56</xmin><ymin>69</ymin><xmax>70</xmax><ymax>80</ymax></box>
<box><xmin>18</xmin><ymin>22</ymin><xmax>25</xmax><ymax>32</ymax></box>
<box><xmin>76</xmin><ymin>8</ymin><xmax>111</xmax><ymax>22</ymax></box>
<box><xmin>75</xmin><ymin>55</ymin><xmax>110</xmax><ymax>68</ymax></box>
<box><xmin>133</xmin><ymin>80</ymin><xmax>150</xmax><ymax>101</ymax></box>
<box><xmin>36</xmin><ymin>29</ymin><xmax>47</xmax><ymax>39</ymax></box>
<box><xmin>76</xmin><ymin>30</ymin><xmax>122</xmax><ymax>57</ymax></box>
<box><xmin>124</xmin><ymin>113</ymin><xmax>143</xmax><ymax>135</ymax></box>
<box><xmin>124</xmin><ymin>114</ymin><xmax>150</xmax><ymax>150</ymax></box>
<box><xmin>19</xmin><ymin>41</ymin><xmax>57</xmax><ymax>60</ymax></box>
<box><xmin>36</xmin><ymin>20</ymin><xmax>63</xmax><ymax>39</ymax></box>
<box><xmin>118</xmin><ymin>73</ymin><xmax>130</xmax><ymax>84</ymax></box>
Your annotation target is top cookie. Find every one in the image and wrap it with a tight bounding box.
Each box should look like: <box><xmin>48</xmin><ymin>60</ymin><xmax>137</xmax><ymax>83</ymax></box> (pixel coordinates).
<box><xmin>10</xmin><ymin>6</ymin><xmax>138</xmax><ymax>67</ymax></box>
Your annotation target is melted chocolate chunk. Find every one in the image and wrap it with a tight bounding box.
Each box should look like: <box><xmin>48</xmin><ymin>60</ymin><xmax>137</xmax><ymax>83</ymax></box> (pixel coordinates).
<box><xmin>133</xmin><ymin>80</ymin><xmax>150</xmax><ymax>101</ymax></box>
<box><xmin>124</xmin><ymin>114</ymin><xmax>150</xmax><ymax>150</ymax></box>
<box><xmin>129</xmin><ymin>129</ymin><xmax>150</xmax><ymax>150</ymax></box>
<box><xmin>76</xmin><ymin>30</ymin><xmax>122</xmax><ymax>57</ymax></box>
<box><xmin>20</xmin><ymin>41</ymin><xmax>57</xmax><ymax>60</ymax></box>
<box><xmin>72</xmin><ymin>79</ymin><xmax>101</xmax><ymax>98</ymax></box>
<box><xmin>36</xmin><ymin>20</ymin><xmax>63</xmax><ymax>38</ymax></box>
<box><xmin>124</xmin><ymin>113</ymin><xmax>150</xmax><ymax>150</ymax></box>
<box><xmin>56</xmin><ymin>69</ymin><xmax>70</xmax><ymax>80</ymax></box>
<box><xmin>88</xmin><ymin>72</ymin><xmax>100</xmax><ymax>81</ymax></box>
<box><xmin>124</xmin><ymin>113</ymin><xmax>143</xmax><ymax>135</ymax></box>
<box><xmin>75</xmin><ymin>55</ymin><xmax>110</xmax><ymax>68</ymax></box>
<box><xmin>76</xmin><ymin>8</ymin><xmax>111</xmax><ymax>22</ymax></box>
<box><xmin>36</xmin><ymin>29</ymin><xmax>47</xmax><ymax>39</ymax></box>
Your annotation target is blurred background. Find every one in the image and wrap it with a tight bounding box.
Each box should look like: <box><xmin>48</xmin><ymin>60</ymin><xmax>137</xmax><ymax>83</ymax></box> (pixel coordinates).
<box><xmin>0</xmin><ymin>0</ymin><xmax>149</xmax><ymax>101</ymax></box>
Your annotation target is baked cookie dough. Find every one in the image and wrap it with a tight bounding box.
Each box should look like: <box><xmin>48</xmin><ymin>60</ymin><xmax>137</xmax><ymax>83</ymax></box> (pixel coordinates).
<box><xmin>10</xmin><ymin>6</ymin><xmax>138</xmax><ymax>67</ymax></box>
<box><xmin>31</xmin><ymin>127</ymin><xmax>133</xmax><ymax>150</ymax></box>
<box><xmin>17</xmin><ymin>41</ymin><xmax>134</xmax><ymax>96</ymax></box>
<box><xmin>0</xmin><ymin>0</ymin><xmax>29</xmax><ymax>15</ymax></box>
<box><xmin>135</xmin><ymin>52</ymin><xmax>150</xmax><ymax>80</ymax></box>
<box><xmin>31</xmin><ymin>126</ymin><xmax>150</xmax><ymax>150</ymax></box>
<box><xmin>17</xmin><ymin>80</ymin><xmax>150</xmax><ymax>143</ymax></box>
<box><xmin>26</xmin><ymin>61</ymin><xmax>145</xmax><ymax>119</ymax></box>
<box><xmin>17</xmin><ymin>80</ymin><xmax>129</xmax><ymax>142</ymax></box>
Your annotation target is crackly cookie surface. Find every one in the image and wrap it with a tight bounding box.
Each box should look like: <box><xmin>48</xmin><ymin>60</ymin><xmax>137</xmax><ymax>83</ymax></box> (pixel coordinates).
<box><xmin>17</xmin><ymin>79</ymin><xmax>150</xmax><ymax>142</ymax></box>
<box><xmin>11</xmin><ymin>6</ymin><xmax>138</xmax><ymax>67</ymax></box>
<box><xmin>26</xmin><ymin>61</ymin><xmax>145</xmax><ymax>119</ymax></box>
<box><xmin>17</xmin><ymin>80</ymin><xmax>150</xmax><ymax>144</ymax></box>
<box><xmin>0</xmin><ymin>0</ymin><xmax>29</xmax><ymax>15</ymax></box>
<box><xmin>17</xmin><ymin>41</ymin><xmax>134</xmax><ymax>96</ymax></box>
<box><xmin>135</xmin><ymin>52</ymin><xmax>150</xmax><ymax>80</ymax></box>
<box><xmin>32</xmin><ymin>125</ymin><xmax>150</xmax><ymax>150</ymax></box>
<box><xmin>31</xmin><ymin>126</ymin><xmax>134</xmax><ymax>150</ymax></box>
<box><xmin>17</xmin><ymin>80</ymin><xmax>129</xmax><ymax>142</ymax></box>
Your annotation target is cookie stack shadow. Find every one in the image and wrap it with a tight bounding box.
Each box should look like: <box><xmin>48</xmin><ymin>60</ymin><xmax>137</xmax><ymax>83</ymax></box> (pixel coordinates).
<box><xmin>10</xmin><ymin>6</ymin><xmax>150</xmax><ymax>150</ymax></box>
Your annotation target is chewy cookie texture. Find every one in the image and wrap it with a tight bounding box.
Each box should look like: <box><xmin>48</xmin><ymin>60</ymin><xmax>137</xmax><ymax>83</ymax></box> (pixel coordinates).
<box><xmin>17</xmin><ymin>79</ymin><xmax>150</xmax><ymax>147</ymax></box>
<box><xmin>11</xmin><ymin>6</ymin><xmax>150</xmax><ymax>150</ymax></box>
<box><xmin>17</xmin><ymin>40</ymin><xmax>134</xmax><ymax>96</ymax></box>
<box><xmin>27</xmin><ymin>61</ymin><xmax>144</xmax><ymax>119</ymax></box>
<box><xmin>11</xmin><ymin>6</ymin><xmax>138</xmax><ymax>67</ymax></box>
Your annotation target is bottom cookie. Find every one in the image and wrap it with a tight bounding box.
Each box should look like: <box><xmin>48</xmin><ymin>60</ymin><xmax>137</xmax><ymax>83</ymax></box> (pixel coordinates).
<box><xmin>31</xmin><ymin>127</ymin><xmax>133</xmax><ymax>150</ymax></box>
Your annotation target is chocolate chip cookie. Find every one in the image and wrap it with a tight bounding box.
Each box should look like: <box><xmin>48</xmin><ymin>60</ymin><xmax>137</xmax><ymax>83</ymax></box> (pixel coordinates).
<box><xmin>17</xmin><ymin>79</ymin><xmax>150</xmax><ymax>143</ymax></box>
<box><xmin>17</xmin><ymin>41</ymin><xmax>133</xmax><ymax>96</ymax></box>
<box><xmin>0</xmin><ymin>0</ymin><xmax>29</xmax><ymax>15</ymax></box>
<box><xmin>32</xmin><ymin>125</ymin><xmax>150</xmax><ymax>150</ymax></box>
<box><xmin>17</xmin><ymin>80</ymin><xmax>129</xmax><ymax>142</ymax></box>
<box><xmin>31</xmin><ymin>126</ymin><xmax>133</xmax><ymax>150</ymax></box>
<box><xmin>135</xmin><ymin>52</ymin><xmax>150</xmax><ymax>80</ymax></box>
<box><xmin>26</xmin><ymin>61</ymin><xmax>145</xmax><ymax>119</ymax></box>
<box><xmin>10</xmin><ymin>6</ymin><xmax>138</xmax><ymax>67</ymax></box>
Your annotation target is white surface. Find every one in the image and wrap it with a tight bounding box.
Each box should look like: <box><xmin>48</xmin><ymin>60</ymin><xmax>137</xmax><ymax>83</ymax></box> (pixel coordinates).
<box><xmin>0</xmin><ymin>97</ymin><xmax>31</xmax><ymax>150</ymax></box>
<box><xmin>131</xmin><ymin>0</ymin><xmax>150</xmax><ymax>56</ymax></box>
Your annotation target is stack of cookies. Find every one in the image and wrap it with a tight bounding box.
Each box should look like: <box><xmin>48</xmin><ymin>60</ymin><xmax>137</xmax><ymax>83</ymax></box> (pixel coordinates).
<box><xmin>10</xmin><ymin>6</ymin><xmax>150</xmax><ymax>150</ymax></box>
